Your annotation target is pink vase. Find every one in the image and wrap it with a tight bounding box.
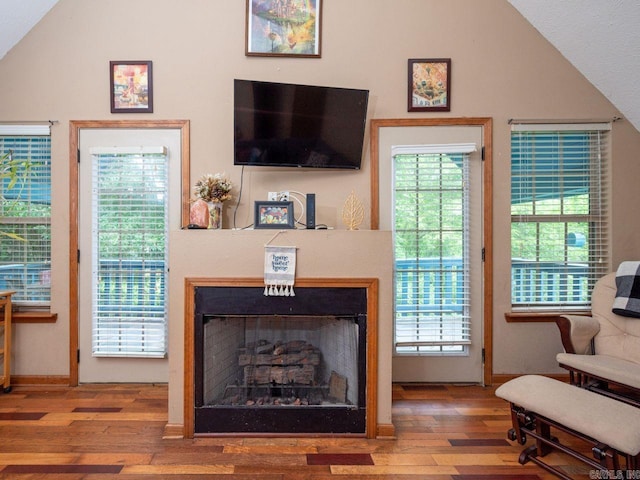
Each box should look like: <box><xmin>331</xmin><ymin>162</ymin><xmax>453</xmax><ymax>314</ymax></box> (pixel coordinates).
<box><xmin>189</xmin><ymin>199</ymin><xmax>209</xmax><ymax>228</ymax></box>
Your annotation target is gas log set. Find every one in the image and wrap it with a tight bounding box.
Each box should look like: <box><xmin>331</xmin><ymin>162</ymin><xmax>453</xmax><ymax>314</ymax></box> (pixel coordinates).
<box><xmin>218</xmin><ymin>339</ymin><xmax>348</xmax><ymax>407</ymax></box>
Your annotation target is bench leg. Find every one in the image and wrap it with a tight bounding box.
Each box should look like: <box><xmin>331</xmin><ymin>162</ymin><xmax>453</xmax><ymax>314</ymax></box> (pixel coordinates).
<box><xmin>625</xmin><ymin>454</ymin><xmax>639</xmax><ymax>475</ymax></box>
<box><xmin>569</xmin><ymin>370</ymin><xmax>577</xmax><ymax>385</ymax></box>
<box><xmin>536</xmin><ymin>418</ymin><xmax>553</xmax><ymax>457</ymax></box>
<box><xmin>507</xmin><ymin>404</ymin><xmax>528</xmax><ymax>445</ymax></box>
<box><xmin>518</xmin><ymin>445</ymin><xmax>573</xmax><ymax>480</ymax></box>
<box><xmin>593</xmin><ymin>443</ymin><xmax>620</xmax><ymax>471</ymax></box>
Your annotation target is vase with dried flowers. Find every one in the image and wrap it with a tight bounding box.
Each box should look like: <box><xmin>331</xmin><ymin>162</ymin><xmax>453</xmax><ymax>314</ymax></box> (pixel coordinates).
<box><xmin>191</xmin><ymin>173</ymin><xmax>232</xmax><ymax>229</ymax></box>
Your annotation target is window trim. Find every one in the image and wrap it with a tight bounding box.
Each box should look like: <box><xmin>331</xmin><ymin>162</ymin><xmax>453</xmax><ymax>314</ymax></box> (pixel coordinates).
<box><xmin>12</xmin><ymin>311</ymin><xmax>58</xmax><ymax>323</ymax></box>
<box><xmin>68</xmin><ymin>119</ymin><xmax>190</xmax><ymax>386</ymax></box>
<box><xmin>369</xmin><ymin>117</ymin><xmax>493</xmax><ymax>386</ymax></box>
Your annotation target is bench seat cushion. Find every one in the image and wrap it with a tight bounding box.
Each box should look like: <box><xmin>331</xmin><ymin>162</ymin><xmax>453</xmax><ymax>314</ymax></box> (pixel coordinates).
<box><xmin>557</xmin><ymin>353</ymin><xmax>640</xmax><ymax>389</ymax></box>
<box><xmin>495</xmin><ymin>375</ymin><xmax>640</xmax><ymax>456</ymax></box>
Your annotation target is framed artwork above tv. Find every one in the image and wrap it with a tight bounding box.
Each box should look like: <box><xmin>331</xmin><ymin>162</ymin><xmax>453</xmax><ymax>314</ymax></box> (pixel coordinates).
<box><xmin>109</xmin><ymin>61</ymin><xmax>153</xmax><ymax>113</ymax></box>
<box><xmin>245</xmin><ymin>0</ymin><xmax>322</xmax><ymax>57</ymax></box>
<box><xmin>408</xmin><ymin>58</ymin><xmax>451</xmax><ymax>112</ymax></box>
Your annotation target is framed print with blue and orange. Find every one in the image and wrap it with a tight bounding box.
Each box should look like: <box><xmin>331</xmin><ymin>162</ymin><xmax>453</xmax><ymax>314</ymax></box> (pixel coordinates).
<box><xmin>246</xmin><ymin>0</ymin><xmax>322</xmax><ymax>58</ymax></box>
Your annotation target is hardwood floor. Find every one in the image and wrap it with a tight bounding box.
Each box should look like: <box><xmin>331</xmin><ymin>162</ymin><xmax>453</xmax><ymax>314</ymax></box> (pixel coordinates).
<box><xmin>0</xmin><ymin>382</ymin><xmax>598</xmax><ymax>479</ymax></box>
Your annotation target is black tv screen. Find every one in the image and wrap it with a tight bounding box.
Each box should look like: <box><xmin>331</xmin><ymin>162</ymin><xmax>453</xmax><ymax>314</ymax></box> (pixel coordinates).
<box><xmin>234</xmin><ymin>79</ymin><xmax>369</xmax><ymax>169</ymax></box>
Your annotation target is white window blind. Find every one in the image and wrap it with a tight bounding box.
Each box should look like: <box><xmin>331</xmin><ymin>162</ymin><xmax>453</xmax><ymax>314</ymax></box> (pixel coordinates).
<box><xmin>393</xmin><ymin>148</ymin><xmax>472</xmax><ymax>354</ymax></box>
<box><xmin>511</xmin><ymin>123</ymin><xmax>610</xmax><ymax>310</ymax></box>
<box><xmin>91</xmin><ymin>147</ymin><xmax>168</xmax><ymax>357</ymax></box>
<box><xmin>0</xmin><ymin>128</ymin><xmax>51</xmax><ymax>306</ymax></box>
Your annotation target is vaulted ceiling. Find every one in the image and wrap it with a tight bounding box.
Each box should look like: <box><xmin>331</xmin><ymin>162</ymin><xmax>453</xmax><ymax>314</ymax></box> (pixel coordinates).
<box><xmin>1</xmin><ymin>0</ymin><xmax>638</xmax><ymax>131</ymax></box>
<box><xmin>508</xmin><ymin>0</ymin><xmax>640</xmax><ymax>132</ymax></box>
<box><xmin>0</xmin><ymin>0</ymin><xmax>59</xmax><ymax>60</ymax></box>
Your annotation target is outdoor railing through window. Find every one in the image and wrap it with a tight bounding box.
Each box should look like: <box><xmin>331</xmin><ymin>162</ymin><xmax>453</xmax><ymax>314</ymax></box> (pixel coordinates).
<box><xmin>97</xmin><ymin>260</ymin><xmax>165</xmax><ymax>311</ymax></box>
<box><xmin>0</xmin><ymin>261</ymin><xmax>50</xmax><ymax>304</ymax></box>
<box><xmin>395</xmin><ymin>258</ymin><xmax>591</xmax><ymax>351</ymax></box>
<box><xmin>511</xmin><ymin>259</ymin><xmax>590</xmax><ymax>307</ymax></box>
<box><xmin>93</xmin><ymin>259</ymin><xmax>166</xmax><ymax>357</ymax></box>
<box><xmin>395</xmin><ymin>258</ymin><xmax>467</xmax><ymax>353</ymax></box>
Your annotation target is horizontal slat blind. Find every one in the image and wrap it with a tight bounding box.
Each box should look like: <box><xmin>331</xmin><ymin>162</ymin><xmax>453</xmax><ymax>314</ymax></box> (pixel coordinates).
<box><xmin>511</xmin><ymin>125</ymin><xmax>610</xmax><ymax>309</ymax></box>
<box><xmin>0</xmin><ymin>134</ymin><xmax>51</xmax><ymax>306</ymax></box>
<box><xmin>394</xmin><ymin>151</ymin><xmax>470</xmax><ymax>353</ymax></box>
<box><xmin>91</xmin><ymin>150</ymin><xmax>168</xmax><ymax>357</ymax></box>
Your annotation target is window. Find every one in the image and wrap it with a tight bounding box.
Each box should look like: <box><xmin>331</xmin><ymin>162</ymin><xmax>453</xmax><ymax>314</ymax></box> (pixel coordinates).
<box><xmin>393</xmin><ymin>145</ymin><xmax>475</xmax><ymax>354</ymax></box>
<box><xmin>90</xmin><ymin>147</ymin><xmax>168</xmax><ymax>357</ymax></box>
<box><xmin>0</xmin><ymin>126</ymin><xmax>51</xmax><ymax>307</ymax></box>
<box><xmin>511</xmin><ymin>123</ymin><xmax>610</xmax><ymax>310</ymax></box>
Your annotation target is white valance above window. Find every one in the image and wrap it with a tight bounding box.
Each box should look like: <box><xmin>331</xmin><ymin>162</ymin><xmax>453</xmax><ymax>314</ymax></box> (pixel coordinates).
<box><xmin>0</xmin><ymin>124</ymin><xmax>51</xmax><ymax>136</ymax></box>
<box><xmin>510</xmin><ymin>122</ymin><xmax>611</xmax><ymax>132</ymax></box>
<box><xmin>89</xmin><ymin>146</ymin><xmax>167</xmax><ymax>155</ymax></box>
<box><xmin>391</xmin><ymin>143</ymin><xmax>477</xmax><ymax>156</ymax></box>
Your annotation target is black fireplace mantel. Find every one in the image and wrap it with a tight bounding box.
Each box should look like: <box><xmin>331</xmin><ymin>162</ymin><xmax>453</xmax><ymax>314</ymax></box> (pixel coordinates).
<box><xmin>184</xmin><ymin>277</ymin><xmax>379</xmax><ymax>439</ymax></box>
<box><xmin>193</xmin><ymin>284</ymin><xmax>369</xmax><ymax>436</ymax></box>
<box><xmin>194</xmin><ymin>285</ymin><xmax>368</xmax><ymax>316</ymax></box>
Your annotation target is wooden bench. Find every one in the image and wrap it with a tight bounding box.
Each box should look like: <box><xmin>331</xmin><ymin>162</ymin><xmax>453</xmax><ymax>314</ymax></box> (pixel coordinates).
<box><xmin>496</xmin><ymin>375</ymin><xmax>640</xmax><ymax>480</ymax></box>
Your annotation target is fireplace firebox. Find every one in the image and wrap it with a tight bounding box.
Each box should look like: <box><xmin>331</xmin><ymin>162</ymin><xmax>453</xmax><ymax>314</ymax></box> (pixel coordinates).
<box><xmin>192</xmin><ymin>283</ymin><xmax>370</xmax><ymax>435</ymax></box>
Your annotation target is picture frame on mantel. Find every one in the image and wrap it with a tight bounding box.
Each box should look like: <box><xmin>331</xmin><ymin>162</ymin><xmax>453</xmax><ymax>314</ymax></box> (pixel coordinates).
<box><xmin>254</xmin><ymin>201</ymin><xmax>295</xmax><ymax>229</ymax></box>
<box><xmin>408</xmin><ymin>58</ymin><xmax>451</xmax><ymax>112</ymax></box>
<box><xmin>110</xmin><ymin>61</ymin><xmax>153</xmax><ymax>113</ymax></box>
<box><xmin>245</xmin><ymin>0</ymin><xmax>322</xmax><ymax>58</ymax></box>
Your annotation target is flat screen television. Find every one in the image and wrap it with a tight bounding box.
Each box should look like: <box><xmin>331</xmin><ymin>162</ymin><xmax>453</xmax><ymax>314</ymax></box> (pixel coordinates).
<box><xmin>234</xmin><ymin>79</ymin><xmax>369</xmax><ymax>169</ymax></box>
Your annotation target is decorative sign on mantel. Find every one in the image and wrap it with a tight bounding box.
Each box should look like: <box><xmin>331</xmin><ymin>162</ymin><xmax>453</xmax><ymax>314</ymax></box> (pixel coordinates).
<box><xmin>264</xmin><ymin>245</ymin><xmax>297</xmax><ymax>296</ymax></box>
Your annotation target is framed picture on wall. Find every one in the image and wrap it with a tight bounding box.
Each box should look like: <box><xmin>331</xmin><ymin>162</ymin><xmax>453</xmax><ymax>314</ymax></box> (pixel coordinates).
<box><xmin>254</xmin><ymin>201</ymin><xmax>295</xmax><ymax>229</ymax></box>
<box><xmin>110</xmin><ymin>61</ymin><xmax>153</xmax><ymax>113</ymax></box>
<box><xmin>408</xmin><ymin>58</ymin><xmax>451</xmax><ymax>112</ymax></box>
<box><xmin>245</xmin><ymin>0</ymin><xmax>322</xmax><ymax>57</ymax></box>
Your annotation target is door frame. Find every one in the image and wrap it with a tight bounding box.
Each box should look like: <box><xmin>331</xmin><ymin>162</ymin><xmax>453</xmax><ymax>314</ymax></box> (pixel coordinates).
<box><xmin>370</xmin><ymin>118</ymin><xmax>493</xmax><ymax>385</ymax></box>
<box><xmin>69</xmin><ymin>120</ymin><xmax>190</xmax><ymax>386</ymax></box>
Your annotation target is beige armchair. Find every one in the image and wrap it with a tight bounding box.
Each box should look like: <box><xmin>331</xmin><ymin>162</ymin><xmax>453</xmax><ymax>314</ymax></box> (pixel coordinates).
<box><xmin>556</xmin><ymin>272</ymin><xmax>640</xmax><ymax>407</ymax></box>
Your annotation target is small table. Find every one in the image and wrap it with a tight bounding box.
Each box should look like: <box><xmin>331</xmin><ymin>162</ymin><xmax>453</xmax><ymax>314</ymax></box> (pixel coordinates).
<box><xmin>0</xmin><ymin>291</ymin><xmax>14</xmax><ymax>393</ymax></box>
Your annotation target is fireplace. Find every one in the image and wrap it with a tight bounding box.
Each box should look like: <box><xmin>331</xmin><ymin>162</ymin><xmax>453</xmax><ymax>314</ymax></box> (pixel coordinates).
<box><xmin>187</xmin><ymin>278</ymin><xmax>378</xmax><ymax>437</ymax></box>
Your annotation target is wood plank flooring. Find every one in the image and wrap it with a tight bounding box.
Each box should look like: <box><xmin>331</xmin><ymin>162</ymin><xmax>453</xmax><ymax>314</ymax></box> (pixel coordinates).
<box><xmin>0</xmin><ymin>382</ymin><xmax>600</xmax><ymax>479</ymax></box>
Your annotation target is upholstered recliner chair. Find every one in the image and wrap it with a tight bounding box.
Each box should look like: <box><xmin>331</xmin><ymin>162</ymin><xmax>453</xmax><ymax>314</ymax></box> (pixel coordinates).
<box><xmin>556</xmin><ymin>272</ymin><xmax>640</xmax><ymax>407</ymax></box>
